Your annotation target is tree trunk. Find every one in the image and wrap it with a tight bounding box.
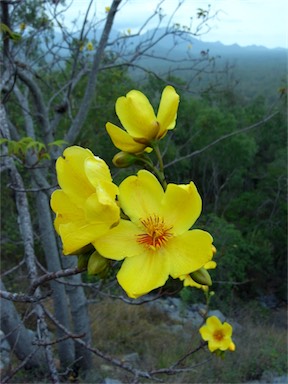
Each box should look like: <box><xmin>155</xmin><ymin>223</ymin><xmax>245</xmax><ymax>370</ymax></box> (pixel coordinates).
<box><xmin>35</xmin><ymin>189</ymin><xmax>75</xmax><ymax>368</ymax></box>
<box><xmin>0</xmin><ymin>279</ymin><xmax>46</xmax><ymax>370</ymax></box>
<box><xmin>0</xmin><ymin>104</ymin><xmax>59</xmax><ymax>382</ymax></box>
<box><xmin>61</xmin><ymin>256</ymin><xmax>92</xmax><ymax>372</ymax></box>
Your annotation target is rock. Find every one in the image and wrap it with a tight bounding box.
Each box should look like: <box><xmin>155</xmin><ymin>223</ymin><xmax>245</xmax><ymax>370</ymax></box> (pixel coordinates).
<box><xmin>258</xmin><ymin>294</ymin><xmax>280</xmax><ymax>309</ymax></box>
<box><xmin>104</xmin><ymin>379</ymin><xmax>123</xmax><ymax>384</ymax></box>
<box><xmin>207</xmin><ymin>309</ymin><xmax>226</xmax><ymax>322</ymax></box>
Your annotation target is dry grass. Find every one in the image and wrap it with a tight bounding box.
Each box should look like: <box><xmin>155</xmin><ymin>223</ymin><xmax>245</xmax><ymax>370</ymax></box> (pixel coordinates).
<box><xmin>86</xmin><ymin>298</ymin><xmax>287</xmax><ymax>384</ymax></box>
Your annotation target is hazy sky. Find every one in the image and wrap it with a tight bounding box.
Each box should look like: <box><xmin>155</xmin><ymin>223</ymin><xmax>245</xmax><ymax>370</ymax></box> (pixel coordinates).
<box><xmin>59</xmin><ymin>0</ymin><xmax>287</xmax><ymax>48</ymax></box>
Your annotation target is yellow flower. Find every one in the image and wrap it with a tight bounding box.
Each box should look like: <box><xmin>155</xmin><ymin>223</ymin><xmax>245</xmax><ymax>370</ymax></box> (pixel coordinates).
<box><xmin>199</xmin><ymin>316</ymin><xmax>236</xmax><ymax>352</ymax></box>
<box><xmin>180</xmin><ymin>259</ymin><xmax>217</xmax><ymax>289</ymax></box>
<box><xmin>93</xmin><ymin>170</ymin><xmax>213</xmax><ymax>298</ymax></box>
<box><xmin>106</xmin><ymin>86</ymin><xmax>180</xmax><ymax>154</ymax></box>
<box><xmin>86</xmin><ymin>42</ymin><xmax>93</xmax><ymax>51</ymax></box>
<box><xmin>50</xmin><ymin>146</ymin><xmax>120</xmax><ymax>255</ymax></box>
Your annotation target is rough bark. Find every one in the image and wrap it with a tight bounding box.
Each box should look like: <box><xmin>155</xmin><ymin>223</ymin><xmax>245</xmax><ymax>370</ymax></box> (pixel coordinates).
<box><xmin>0</xmin><ymin>279</ymin><xmax>46</xmax><ymax>369</ymax></box>
<box><xmin>0</xmin><ymin>104</ymin><xmax>59</xmax><ymax>382</ymax></box>
<box><xmin>34</xmin><ymin>189</ymin><xmax>75</xmax><ymax>368</ymax></box>
<box><xmin>61</xmin><ymin>256</ymin><xmax>92</xmax><ymax>372</ymax></box>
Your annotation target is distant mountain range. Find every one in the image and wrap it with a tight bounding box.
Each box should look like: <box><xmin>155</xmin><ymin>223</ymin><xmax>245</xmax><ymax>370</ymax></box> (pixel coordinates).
<box><xmin>113</xmin><ymin>28</ymin><xmax>287</xmax><ymax>100</ymax></box>
<box><xmin>112</xmin><ymin>27</ymin><xmax>286</xmax><ymax>57</ymax></box>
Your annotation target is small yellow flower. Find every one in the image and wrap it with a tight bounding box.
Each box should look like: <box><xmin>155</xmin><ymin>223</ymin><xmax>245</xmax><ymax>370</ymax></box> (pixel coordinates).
<box><xmin>86</xmin><ymin>42</ymin><xmax>93</xmax><ymax>51</ymax></box>
<box><xmin>199</xmin><ymin>316</ymin><xmax>236</xmax><ymax>352</ymax></box>
<box><xmin>106</xmin><ymin>86</ymin><xmax>180</xmax><ymax>154</ymax></box>
<box><xmin>50</xmin><ymin>146</ymin><xmax>120</xmax><ymax>255</ymax></box>
<box><xmin>93</xmin><ymin>170</ymin><xmax>213</xmax><ymax>298</ymax></box>
<box><xmin>105</xmin><ymin>6</ymin><xmax>110</xmax><ymax>13</ymax></box>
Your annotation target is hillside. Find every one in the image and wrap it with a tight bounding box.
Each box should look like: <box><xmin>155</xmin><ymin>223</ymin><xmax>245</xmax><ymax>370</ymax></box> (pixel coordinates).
<box><xmin>121</xmin><ymin>28</ymin><xmax>287</xmax><ymax>101</ymax></box>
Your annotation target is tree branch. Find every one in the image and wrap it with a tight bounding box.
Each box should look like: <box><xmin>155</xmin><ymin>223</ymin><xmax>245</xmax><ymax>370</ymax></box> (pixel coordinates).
<box><xmin>165</xmin><ymin>111</ymin><xmax>279</xmax><ymax>168</ymax></box>
<box><xmin>64</xmin><ymin>0</ymin><xmax>122</xmax><ymax>144</ymax></box>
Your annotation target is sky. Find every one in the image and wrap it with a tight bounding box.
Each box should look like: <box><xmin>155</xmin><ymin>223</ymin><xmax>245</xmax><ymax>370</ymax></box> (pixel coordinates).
<box><xmin>58</xmin><ymin>0</ymin><xmax>287</xmax><ymax>49</ymax></box>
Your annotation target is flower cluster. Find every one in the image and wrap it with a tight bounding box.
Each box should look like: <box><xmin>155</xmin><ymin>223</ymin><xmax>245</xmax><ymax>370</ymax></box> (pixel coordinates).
<box><xmin>50</xmin><ymin>85</ymin><xmax>236</xmax><ymax>354</ymax></box>
<box><xmin>50</xmin><ymin>86</ymin><xmax>215</xmax><ymax>298</ymax></box>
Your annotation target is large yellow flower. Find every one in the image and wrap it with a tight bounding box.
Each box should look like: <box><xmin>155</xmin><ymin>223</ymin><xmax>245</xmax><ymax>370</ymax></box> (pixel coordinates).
<box><xmin>93</xmin><ymin>170</ymin><xmax>213</xmax><ymax>298</ymax></box>
<box><xmin>50</xmin><ymin>146</ymin><xmax>120</xmax><ymax>255</ymax></box>
<box><xmin>199</xmin><ymin>316</ymin><xmax>236</xmax><ymax>352</ymax></box>
<box><xmin>106</xmin><ymin>86</ymin><xmax>180</xmax><ymax>153</ymax></box>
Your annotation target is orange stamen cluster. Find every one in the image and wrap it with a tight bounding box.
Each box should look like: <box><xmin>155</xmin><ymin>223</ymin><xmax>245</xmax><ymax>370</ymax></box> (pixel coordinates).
<box><xmin>137</xmin><ymin>215</ymin><xmax>173</xmax><ymax>250</ymax></box>
<box><xmin>213</xmin><ymin>330</ymin><xmax>224</xmax><ymax>341</ymax></box>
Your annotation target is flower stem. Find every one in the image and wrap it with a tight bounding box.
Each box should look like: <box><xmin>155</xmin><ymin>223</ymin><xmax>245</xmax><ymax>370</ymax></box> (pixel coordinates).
<box><xmin>151</xmin><ymin>143</ymin><xmax>167</xmax><ymax>190</ymax></box>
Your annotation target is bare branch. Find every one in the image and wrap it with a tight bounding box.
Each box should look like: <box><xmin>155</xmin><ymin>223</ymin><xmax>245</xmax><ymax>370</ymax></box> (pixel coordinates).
<box><xmin>28</xmin><ymin>266</ymin><xmax>85</xmax><ymax>296</ymax></box>
<box><xmin>165</xmin><ymin>111</ymin><xmax>279</xmax><ymax>168</ymax></box>
<box><xmin>65</xmin><ymin>0</ymin><xmax>122</xmax><ymax>144</ymax></box>
<box><xmin>0</xmin><ymin>289</ymin><xmax>51</xmax><ymax>303</ymax></box>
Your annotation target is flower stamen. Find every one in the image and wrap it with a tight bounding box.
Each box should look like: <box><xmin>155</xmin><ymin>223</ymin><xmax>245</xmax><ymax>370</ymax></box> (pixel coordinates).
<box><xmin>137</xmin><ymin>214</ymin><xmax>173</xmax><ymax>251</ymax></box>
<box><xmin>213</xmin><ymin>330</ymin><xmax>224</xmax><ymax>341</ymax></box>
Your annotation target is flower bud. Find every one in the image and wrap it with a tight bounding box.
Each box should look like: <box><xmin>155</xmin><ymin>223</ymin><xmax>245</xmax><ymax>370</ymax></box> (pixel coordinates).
<box><xmin>87</xmin><ymin>251</ymin><xmax>109</xmax><ymax>275</ymax></box>
<box><xmin>190</xmin><ymin>267</ymin><xmax>212</xmax><ymax>286</ymax></box>
<box><xmin>77</xmin><ymin>253</ymin><xmax>90</xmax><ymax>270</ymax></box>
<box><xmin>112</xmin><ymin>152</ymin><xmax>138</xmax><ymax>168</ymax></box>
<box><xmin>229</xmin><ymin>341</ymin><xmax>236</xmax><ymax>351</ymax></box>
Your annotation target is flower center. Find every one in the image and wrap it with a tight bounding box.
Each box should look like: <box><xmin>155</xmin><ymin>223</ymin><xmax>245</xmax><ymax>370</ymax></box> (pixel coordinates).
<box><xmin>137</xmin><ymin>215</ymin><xmax>173</xmax><ymax>251</ymax></box>
<box><xmin>213</xmin><ymin>330</ymin><xmax>224</xmax><ymax>342</ymax></box>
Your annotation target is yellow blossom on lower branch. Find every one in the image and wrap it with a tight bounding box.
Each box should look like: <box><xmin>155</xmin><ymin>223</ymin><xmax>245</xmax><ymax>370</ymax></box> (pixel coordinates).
<box><xmin>199</xmin><ymin>316</ymin><xmax>236</xmax><ymax>353</ymax></box>
<box><xmin>93</xmin><ymin>169</ymin><xmax>214</xmax><ymax>298</ymax></box>
<box><xmin>50</xmin><ymin>146</ymin><xmax>120</xmax><ymax>255</ymax></box>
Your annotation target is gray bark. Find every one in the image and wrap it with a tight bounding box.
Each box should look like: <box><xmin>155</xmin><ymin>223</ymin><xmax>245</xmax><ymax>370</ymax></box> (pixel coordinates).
<box><xmin>61</xmin><ymin>256</ymin><xmax>92</xmax><ymax>371</ymax></box>
<box><xmin>0</xmin><ymin>104</ymin><xmax>59</xmax><ymax>382</ymax></box>
<box><xmin>0</xmin><ymin>279</ymin><xmax>46</xmax><ymax>369</ymax></box>
<box><xmin>32</xmin><ymin>168</ymin><xmax>92</xmax><ymax>372</ymax></box>
<box><xmin>35</xmin><ymin>189</ymin><xmax>75</xmax><ymax>368</ymax></box>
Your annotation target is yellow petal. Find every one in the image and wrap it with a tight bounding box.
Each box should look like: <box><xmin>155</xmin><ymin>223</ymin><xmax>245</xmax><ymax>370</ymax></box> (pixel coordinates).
<box><xmin>222</xmin><ymin>322</ymin><xmax>233</xmax><ymax>337</ymax></box>
<box><xmin>206</xmin><ymin>316</ymin><xmax>222</xmax><ymax>332</ymax></box>
<box><xmin>84</xmin><ymin>193</ymin><xmax>120</xmax><ymax>225</ymax></box>
<box><xmin>165</xmin><ymin>229</ymin><xmax>213</xmax><ymax>278</ymax></box>
<box><xmin>93</xmin><ymin>220</ymin><xmax>144</xmax><ymax>260</ymax></box>
<box><xmin>117</xmin><ymin>252</ymin><xmax>170</xmax><ymax>298</ymax></box>
<box><xmin>199</xmin><ymin>324</ymin><xmax>212</xmax><ymax>341</ymax></box>
<box><xmin>106</xmin><ymin>122</ymin><xmax>148</xmax><ymax>153</ymax></box>
<box><xmin>51</xmin><ymin>190</ymin><xmax>80</xmax><ymax>220</ymax></box>
<box><xmin>160</xmin><ymin>182</ymin><xmax>202</xmax><ymax>235</ymax></box>
<box><xmin>56</xmin><ymin>146</ymin><xmax>95</xmax><ymax>206</ymax></box>
<box><xmin>84</xmin><ymin>155</ymin><xmax>113</xmax><ymax>186</ymax></box>
<box><xmin>180</xmin><ymin>274</ymin><xmax>202</xmax><ymax>288</ymax></box>
<box><xmin>59</xmin><ymin>221</ymin><xmax>111</xmax><ymax>255</ymax></box>
<box><xmin>207</xmin><ymin>339</ymin><xmax>221</xmax><ymax>352</ymax></box>
<box><xmin>156</xmin><ymin>85</ymin><xmax>180</xmax><ymax>138</ymax></box>
<box><xmin>119</xmin><ymin>170</ymin><xmax>164</xmax><ymax>223</ymax></box>
<box><xmin>204</xmin><ymin>260</ymin><xmax>217</xmax><ymax>269</ymax></box>
<box><xmin>116</xmin><ymin>90</ymin><xmax>159</xmax><ymax>140</ymax></box>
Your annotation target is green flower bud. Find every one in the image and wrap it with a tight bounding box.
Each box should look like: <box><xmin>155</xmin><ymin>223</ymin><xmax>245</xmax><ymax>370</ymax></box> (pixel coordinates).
<box><xmin>112</xmin><ymin>152</ymin><xmax>138</xmax><ymax>168</ymax></box>
<box><xmin>190</xmin><ymin>267</ymin><xmax>212</xmax><ymax>286</ymax></box>
<box><xmin>77</xmin><ymin>253</ymin><xmax>90</xmax><ymax>270</ymax></box>
<box><xmin>87</xmin><ymin>251</ymin><xmax>109</xmax><ymax>275</ymax></box>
